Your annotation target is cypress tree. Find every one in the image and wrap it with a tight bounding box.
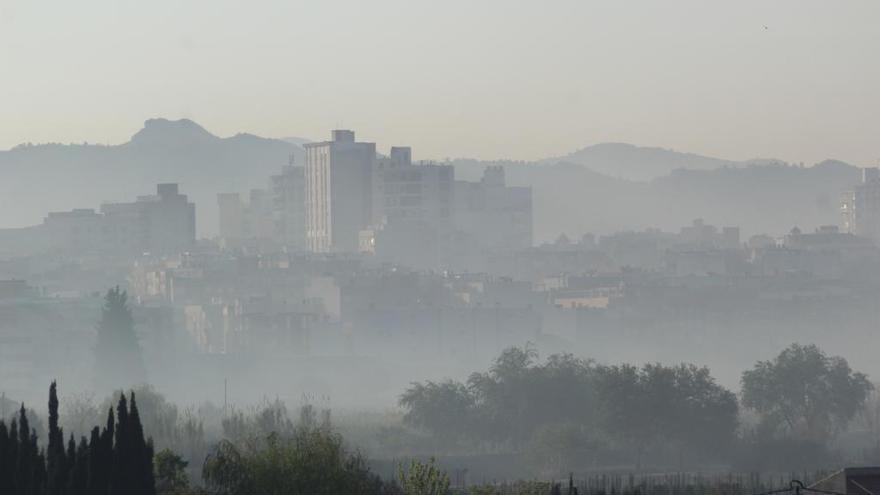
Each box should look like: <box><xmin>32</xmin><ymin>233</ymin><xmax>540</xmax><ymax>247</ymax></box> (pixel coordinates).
<box><xmin>68</xmin><ymin>437</ymin><xmax>89</xmax><ymax>495</ymax></box>
<box><xmin>128</xmin><ymin>394</ymin><xmax>155</xmax><ymax>495</ymax></box>
<box><xmin>33</xmin><ymin>439</ymin><xmax>47</xmax><ymax>495</ymax></box>
<box><xmin>94</xmin><ymin>287</ymin><xmax>146</xmax><ymax>393</ymax></box>
<box><xmin>103</xmin><ymin>408</ymin><xmax>115</xmax><ymax>457</ymax></box>
<box><xmin>110</xmin><ymin>395</ymin><xmax>129</xmax><ymax>495</ymax></box>
<box><xmin>0</xmin><ymin>385</ymin><xmax>157</xmax><ymax>495</ymax></box>
<box><xmin>48</xmin><ymin>381</ymin><xmax>67</xmax><ymax>495</ymax></box>
<box><xmin>9</xmin><ymin>419</ymin><xmax>19</xmax><ymax>494</ymax></box>
<box><xmin>16</xmin><ymin>405</ymin><xmax>32</xmax><ymax>495</ymax></box>
<box><xmin>65</xmin><ymin>435</ymin><xmax>76</xmax><ymax>481</ymax></box>
<box><xmin>86</xmin><ymin>427</ymin><xmax>104</xmax><ymax>495</ymax></box>
<box><xmin>0</xmin><ymin>421</ymin><xmax>13</xmax><ymax>495</ymax></box>
<box><xmin>100</xmin><ymin>409</ymin><xmax>114</xmax><ymax>495</ymax></box>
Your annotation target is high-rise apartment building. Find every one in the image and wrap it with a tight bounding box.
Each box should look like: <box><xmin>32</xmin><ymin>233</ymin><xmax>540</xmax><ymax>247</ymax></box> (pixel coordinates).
<box><xmin>100</xmin><ymin>183</ymin><xmax>196</xmax><ymax>254</ymax></box>
<box><xmin>26</xmin><ymin>183</ymin><xmax>197</xmax><ymax>257</ymax></box>
<box><xmin>304</xmin><ymin>130</ymin><xmax>376</xmax><ymax>252</ymax></box>
<box><xmin>454</xmin><ymin>166</ymin><xmax>533</xmax><ymax>252</ymax></box>
<box><xmin>271</xmin><ymin>164</ymin><xmax>306</xmax><ymax>250</ymax></box>
<box><xmin>364</xmin><ymin>148</ymin><xmax>454</xmax><ymax>268</ymax></box>
<box><xmin>372</xmin><ymin>148</ymin><xmax>453</xmax><ymax>228</ymax></box>
<box><xmin>217</xmin><ymin>163</ymin><xmax>306</xmax><ymax>250</ymax></box>
<box><xmin>842</xmin><ymin>167</ymin><xmax>880</xmax><ymax>241</ymax></box>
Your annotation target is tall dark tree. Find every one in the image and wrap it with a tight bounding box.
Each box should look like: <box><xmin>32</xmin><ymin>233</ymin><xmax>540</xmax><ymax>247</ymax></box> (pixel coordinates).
<box><xmin>111</xmin><ymin>395</ymin><xmax>129</xmax><ymax>495</ymax></box>
<box><xmin>8</xmin><ymin>420</ymin><xmax>20</xmax><ymax>494</ymax></box>
<box><xmin>94</xmin><ymin>287</ymin><xmax>146</xmax><ymax>393</ymax></box>
<box><xmin>66</xmin><ymin>435</ymin><xmax>76</xmax><ymax>478</ymax></box>
<box><xmin>95</xmin><ymin>409</ymin><xmax>115</xmax><ymax>495</ymax></box>
<box><xmin>47</xmin><ymin>381</ymin><xmax>68</xmax><ymax>495</ymax></box>
<box><xmin>33</xmin><ymin>445</ymin><xmax>48</xmax><ymax>495</ymax></box>
<box><xmin>0</xmin><ymin>383</ymin><xmax>160</xmax><ymax>495</ymax></box>
<box><xmin>0</xmin><ymin>421</ymin><xmax>13</xmax><ymax>495</ymax></box>
<box><xmin>128</xmin><ymin>394</ymin><xmax>156</xmax><ymax>495</ymax></box>
<box><xmin>86</xmin><ymin>425</ymin><xmax>107</xmax><ymax>495</ymax></box>
<box><xmin>68</xmin><ymin>437</ymin><xmax>89</xmax><ymax>495</ymax></box>
<box><xmin>16</xmin><ymin>405</ymin><xmax>33</xmax><ymax>495</ymax></box>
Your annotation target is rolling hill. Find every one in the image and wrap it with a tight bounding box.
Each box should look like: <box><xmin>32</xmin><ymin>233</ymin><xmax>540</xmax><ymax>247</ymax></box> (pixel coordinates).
<box><xmin>0</xmin><ymin>118</ymin><xmax>864</xmax><ymax>241</ymax></box>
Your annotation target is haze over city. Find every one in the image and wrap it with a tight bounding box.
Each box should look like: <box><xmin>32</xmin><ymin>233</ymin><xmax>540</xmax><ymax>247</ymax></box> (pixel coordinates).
<box><xmin>3</xmin><ymin>2</ymin><xmax>880</xmax><ymax>495</ymax></box>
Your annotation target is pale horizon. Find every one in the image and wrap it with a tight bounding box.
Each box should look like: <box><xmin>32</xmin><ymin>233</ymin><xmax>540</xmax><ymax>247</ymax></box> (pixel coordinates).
<box><xmin>2</xmin><ymin>0</ymin><xmax>879</xmax><ymax>165</ymax></box>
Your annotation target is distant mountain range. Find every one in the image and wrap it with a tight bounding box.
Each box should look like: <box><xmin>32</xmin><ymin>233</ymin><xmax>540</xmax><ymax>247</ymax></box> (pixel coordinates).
<box><xmin>542</xmin><ymin>142</ymin><xmax>738</xmax><ymax>181</ymax></box>
<box><xmin>0</xmin><ymin>118</ymin><xmax>865</xmax><ymax>241</ymax></box>
<box><xmin>0</xmin><ymin>118</ymin><xmax>304</xmax><ymax>237</ymax></box>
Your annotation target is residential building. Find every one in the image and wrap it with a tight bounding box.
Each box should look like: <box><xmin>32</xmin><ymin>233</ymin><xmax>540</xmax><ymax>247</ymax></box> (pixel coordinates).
<box><xmin>304</xmin><ymin>130</ymin><xmax>376</xmax><ymax>252</ymax></box>
<box><xmin>271</xmin><ymin>164</ymin><xmax>306</xmax><ymax>250</ymax></box>
<box><xmin>217</xmin><ymin>164</ymin><xmax>306</xmax><ymax>251</ymax></box>
<box><xmin>12</xmin><ymin>183</ymin><xmax>197</xmax><ymax>257</ymax></box>
<box><xmin>363</xmin><ymin>148</ymin><xmax>455</xmax><ymax>268</ymax></box>
<box><xmin>452</xmin><ymin>166</ymin><xmax>533</xmax><ymax>261</ymax></box>
<box><xmin>842</xmin><ymin>167</ymin><xmax>880</xmax><ymax>241</ymax></box>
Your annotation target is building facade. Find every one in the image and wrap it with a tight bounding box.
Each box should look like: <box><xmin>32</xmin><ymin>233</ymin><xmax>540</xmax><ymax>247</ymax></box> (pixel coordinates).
<box><xmin>217</xmin><ymin>164</ymin><xmax>306</xmax><ymax>251</ymax></box>
<box><xmin>842</xmin><ymin>167</ymin><xmax>880</xmax><ymax>241</ymax></box>
<box><xmin>453</xmin><ymin>166</ymin><xmax>533</xmax><ymax>253</ymax></box>
<box><xmin>363</xmin><ymin>148</ymin><xmax>455</xmax><ymax>268</ymax></box>
<box><xmin>304</xmin><ymin>130</ymin><xmax>376</xmax><ymax>252</ymax></box>
<box><xmin>271</xmin><ymin>164</ymin><xmax>306</xmax><ymax>250</ymax></box>
<box><xmin>22</xmin><ymin>183</ymin><xmax>196</xmax><ymax>257</ymax></box>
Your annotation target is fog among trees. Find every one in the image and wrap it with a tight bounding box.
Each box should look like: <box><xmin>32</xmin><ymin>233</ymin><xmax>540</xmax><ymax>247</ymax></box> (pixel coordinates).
<box><xmin>5</xmin><ymin>2</ymin><xmax>880</xmax><ymax>493</ymax></box>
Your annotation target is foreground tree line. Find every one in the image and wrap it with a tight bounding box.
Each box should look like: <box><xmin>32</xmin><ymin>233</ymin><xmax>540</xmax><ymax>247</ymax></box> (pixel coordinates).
<box><xmin>400</xmin><ymin>343</ymin><xmax>873</xmax><ymax>473</ymax></box>
<box><xmin>0</xmin><ymin>382</ymin><xmax>154</xmax><ymax>495</ymax></box>
<box><xmin>1</xmin><ymin>284</ymin><xmax>872</xmax><ymax>493</ymax></box>
<box><xmin>0</xmin><ymin>381</ymin><xmax>460</xmax><ymax>495</ymax></box>
<box><xmin>0</xmin><ymin>341</ymin><xmax>872</xmax><ymax>495</ymax></box>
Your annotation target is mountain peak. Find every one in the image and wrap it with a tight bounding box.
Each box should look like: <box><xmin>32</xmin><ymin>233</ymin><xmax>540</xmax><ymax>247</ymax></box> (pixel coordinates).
<box><xmin>129</xmin><ymin>118</ymin><xmax>219</xmax><ymax>146</ymax></box>
<box><xmin>546</xmin><ymin>142</ymin><xmax>737</xmax><ymax>181</ymax></box>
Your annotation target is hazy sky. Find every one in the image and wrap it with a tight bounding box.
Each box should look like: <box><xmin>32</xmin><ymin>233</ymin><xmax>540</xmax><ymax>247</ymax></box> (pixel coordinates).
<box><xmin>1</xmin><ymin>0</ymin><xmax>879</xmax><ymax>164</ymax></box>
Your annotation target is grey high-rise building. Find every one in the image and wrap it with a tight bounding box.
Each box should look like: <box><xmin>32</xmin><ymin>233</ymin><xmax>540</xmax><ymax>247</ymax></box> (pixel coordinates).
<box><xmin>304</xmin><ymin>130</ymin><xmax>376</xmax><ymax>252</ymax></box>
<box><xmin>217</xmin><ymin>163</ymin><xmax>306</xmax><ymax>251</ymax></box>
<box><xmin>100</xmin><ymin>183</ymin><xmax>196</xmax><ymax>254</ymax></box>
<box><xmin>842</xmin><ymin>167</ymin><xmax>880</xmax><ymax>241</ymax></box>
<box><xmin>453</xmin><ymin>166</ymin><xmax>533</xmax><ymax>252</ymax></box>
<box><xmin>271</xmin><ymin>164</ymin><xmax>306</xmax><ymax>250</ymax></box>
<box><xmin>365</xmin><ymin>150</ymin><xmax>454</xmax><ymax>268</ymax></box>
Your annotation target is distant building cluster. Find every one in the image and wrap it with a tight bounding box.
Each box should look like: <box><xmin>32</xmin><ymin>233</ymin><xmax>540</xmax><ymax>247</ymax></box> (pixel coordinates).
<box><xmin>217</xmin><ymin>130</ymin><xmax>533</xmax><ymax>271</ymax></box>
<box><xmin>218</xmin><ymin>164</ymin><xmax>306</xmax><ymax>252</ymax></box>
<box><xmin>841</xmin><ymin>167</ymin><xmax>880</xmax><ymax>241</ymax></box>
<box><xmin>3</xmin><ymin>129</ymin><xmax>880</xmax><ymax>400</ymax></box>
<box><xmin>0</xmin><ymin>183</ymin><xmax>195</xmax><ymax>258</ymax></box>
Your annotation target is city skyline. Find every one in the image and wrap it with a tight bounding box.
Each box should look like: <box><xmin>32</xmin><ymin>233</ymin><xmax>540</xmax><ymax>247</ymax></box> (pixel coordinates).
<box><xmin>6</xmin><ymin>1</ymin><xmax>880</xmax><ymax>489</ymax></box>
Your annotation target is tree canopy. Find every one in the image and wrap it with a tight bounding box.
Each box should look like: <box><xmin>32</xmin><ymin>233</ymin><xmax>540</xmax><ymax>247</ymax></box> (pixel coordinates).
<box><xmin>741</xmin><ymin>343</ymin><xmax>873</xmax><ymax>442</ymax></box>
<box><xmin>94</xmin><ymin>287</ymin><xmax>147</xmax><ymax>393</ymax></box>
<box><xmin>399</xmin><ymin>347</ymin><xmax>738</xmax><ymax>470</ymax></box>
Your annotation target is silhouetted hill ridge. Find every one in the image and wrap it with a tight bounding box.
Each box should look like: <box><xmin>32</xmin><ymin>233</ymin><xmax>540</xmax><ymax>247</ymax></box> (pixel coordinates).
<box><xmin>0</xmin><ymin>119</ymin><xmax>304</xmax><ymax>234</ymax></box>
<box><xmin>544</xmin><ymin>142</ymin><xmax>738</xmax><ymax>181</ymax></box>
<box><xmin>0</xmin><ymin>118</ymin><xmax>866</xmax><ymax>241</ymax></box>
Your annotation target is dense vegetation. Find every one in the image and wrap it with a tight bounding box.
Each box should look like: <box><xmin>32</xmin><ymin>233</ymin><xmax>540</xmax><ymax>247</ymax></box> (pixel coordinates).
<box><xmin>400</xmin><ymin>344</ymin><xmax>872</xmax><ymax>474</ymax></box>
<box><xmin>94</xmin><ymin>287</ymin><xmax>146</xmax><ymax>394</ymax></box>
<box><xmin>0</xmin><ymin>382</ymin><xmax>155</xmax><ymax>495</ymax></box>
<box><xmin>202</xmin><ymin>426</ymin><xmax>394</xmax><ymax>495</ymax></box>
<box><xmin>1</xmin><ymin>294</ymin><xmax>873</xmax><ymax>494</ymax></box>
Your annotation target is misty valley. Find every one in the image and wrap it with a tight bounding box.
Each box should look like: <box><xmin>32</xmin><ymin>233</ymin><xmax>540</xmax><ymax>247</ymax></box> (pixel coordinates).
<box><xmin>3</xmin><ymin>124</ymin><xmax>880</xmax><ymax>495</ymax></box>
<box><xmin>4</xmin><ymin>2</ymin><xmax>880</xmax><ymax>492</ymax></box>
